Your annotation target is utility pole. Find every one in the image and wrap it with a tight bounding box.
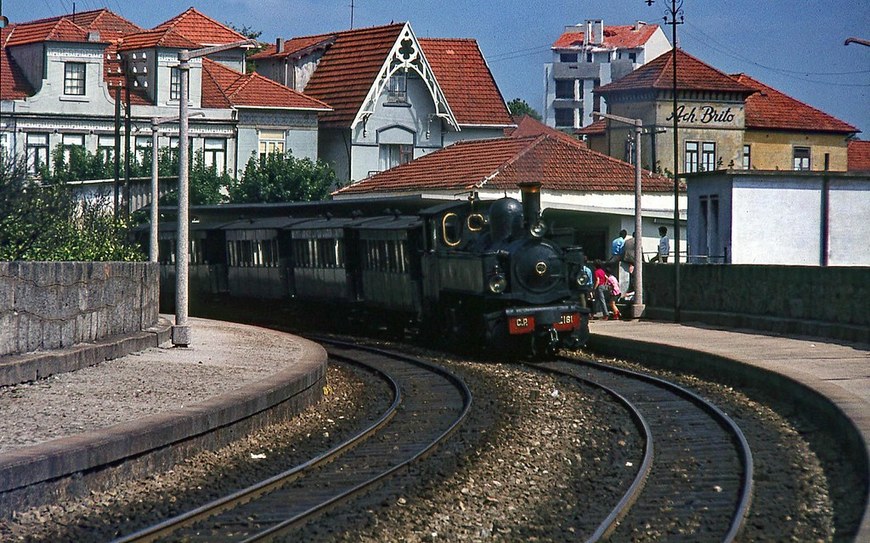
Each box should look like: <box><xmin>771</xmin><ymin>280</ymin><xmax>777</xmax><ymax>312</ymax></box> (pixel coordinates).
<box><xmin>173</xmin><ymin>39</ymin><xmax>257</xmax><ymax>347</ymax></box>
<box><xmin>646</xmin><ymin>0</ymin><xmax>684</xmax><ymax>322</ymax></box>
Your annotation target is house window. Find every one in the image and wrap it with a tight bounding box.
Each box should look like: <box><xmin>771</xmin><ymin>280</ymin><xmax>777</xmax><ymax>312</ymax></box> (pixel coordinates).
<box><xmin>259</xmin><ymin>130</ymin><xmax>285</xmax><ymax>160</ymax></box>
<box><xmin>628</xmin><ymin>52</ymin><xmax>637</xmax><ymax>62</ymax></box>
<box><xmin>61</xmin><ymin>134</ymin><xmax>85</xmax><ymax>163</ymax></box>
<box><xmin>203</xmin><ymin>138</ymin><xmax>227</xmax><ymax>173</ymax></box>
<box><xmin>559</xmin><ymin>53</ymin><xmax>578</xmax><ymax>63</ymax></box>
<box><xmin>554</xmin><ymin>108</ymin><xmax>574</xmax><ymax>128</ymax></box>
<box><xmin>793</xmin><ymin>147</ymin><xmax>811</xmax><ymax>170</ymax></box>
<box><xmin>701</xmin><ymin>142</ymin><xmax>716</xmax><ymax>172</ymax></box>
<box><xmin>379</xmin><ymin>143</ymin><xmax>413</xmax><ymax>170</ymax></box>
<box><xmin>387</xmin><ymin>72</ymin><xmax>408</xmax><ymax>103</ymax></box>
<box><xmin>685</xmin><ymin>141</ymin><xmax>699</xmax><ymax>173</ymax></box>
<box><xmin>555</xmin><ymin>80</ymin><xmax>574</xmax><ymax>100</ymax></box>
<box><xmin>170</xmin><ymin>67</ymin><xmax>181</xmax><ymax>101</ymax></box>
<box><xmin>98</xmin><ymin>135</ymin><xmax>116</xmax><ymax>163</ymax></box>
<box><xmin>64</xmin><ymin>62</ymin><xmax>86</xmax><ymax>95</ymax></box>
<box><xmin>26</xmin><ymin>133</ymin><xmax>50</xmax><ymax>173</ymax></box>
<box><xmin>586</xmin><ymin>52</ymin><xmax>593</xmax><ymax>62</ymax></box>
<box><xmin>742</xmin><ymin>144</ymin><xmax>751</xmax><ymax>169</ymax></box>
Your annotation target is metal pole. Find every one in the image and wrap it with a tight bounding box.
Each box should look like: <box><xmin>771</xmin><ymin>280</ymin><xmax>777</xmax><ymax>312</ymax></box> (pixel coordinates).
<box><xmin>172</xmin><ymin>51</ymin><xmax>190</xmax><ymax>347</ymax></box>
<box><xmin>113</xmin><ymin>86</ymin><xmax>121</xmax><ymax>218</ymax></box>
<box><xmin>633</xmin><ymin>121</ymin><xmax>644</xmax><ymax>319</ymax></box>
<box><xmin>149</xmin><ymin>119</ymin><xmax>159</xmax><ymax>263</ymax></box>
<box><xmin>671</xmin><ymin>0</ymin><xmax>681</xmax><ymax>322</ymax></box>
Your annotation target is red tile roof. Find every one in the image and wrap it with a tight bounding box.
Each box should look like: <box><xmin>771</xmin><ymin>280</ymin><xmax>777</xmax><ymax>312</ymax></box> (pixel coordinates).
<box><xmin>250</xmin><ymin>36</ymin><xmax>335</xmax><ymax>60</ymax></box>
<box><xmin>153</xmin><ymin>7</ymin><xmax>247</xmax><ymax>46</ymax></box>
<box><xmin>335</xmin><ymin>135</ymin><xmax>673</xmax><ymax>195</ymax></box>
<box><xmin>290</xmin><ymin>23</ymin><xmax>407</xmax><ymax>127</ymax></box>
<box><xmin>417</xmin><ymin>38</ymin><xmax>512</xmax><ymax>126</ymax></box>
<box><xmin>553</xmin><ymin>23</ymin><xmax>661</xmax><ymax>50</ymax></box>
<box><xmin>118</xmin><ymin>28</ymin><xmax>199</xmax><ymax>51</ymax></box>
<box><xmin>0</xmin><ymin>29</ymin><xmax>34</xmax><ymax>100</ymax></box>
<box><xmin>848</xmin><ymin>140</ymin><xmax>870</xmax><ymax>171</ymax></box>
<box><xmin>732</xmin><ymin>73</ymin><xmax>857</xmax><ymax>134</ymax></box>
<box><xmin>596</xmin><ymin>48</ymin><xmax>756</xmax><ymax>96</ymax></box>
<box><xmin>201</xmin><ymin>58</ymin><xmax>331</xmax><ymax>111</ymax></box>
<box><xmin>507</xmin><ymin>114</ymin><xmax>586</xmax><ymax>146</ymax></box>
<box><xmin>4</xmin><ymin>18</ymin><xmax>92</xmax><ymax>47</ymax></box>
<box><xmin>11</xmin><ymin>8</ymin><xmax>142</xmax><ymax>42</ymax></box>
<box><xmin>575</xmin><ymin>118</ymin><xmax>607</xmax><ymax>136</ymax></box>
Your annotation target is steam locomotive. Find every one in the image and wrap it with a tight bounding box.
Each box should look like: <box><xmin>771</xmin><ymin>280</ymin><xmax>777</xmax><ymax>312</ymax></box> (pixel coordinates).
<box><xmin>155</xmin><ymin>182</ymin><xmax>592</xmax><ymax>356</ymax></box>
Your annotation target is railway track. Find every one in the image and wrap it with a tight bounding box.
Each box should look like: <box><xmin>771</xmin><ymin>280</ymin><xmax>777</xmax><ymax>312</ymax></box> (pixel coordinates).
<box><xmin>113</xmin><ymin>340</ymin><xmax>472</xmax><ymax>543</ymax></box>
<box><xmin>533</xmin><ymin>356</ymin><xmax>754</xmax><ymax>542</ymax></box>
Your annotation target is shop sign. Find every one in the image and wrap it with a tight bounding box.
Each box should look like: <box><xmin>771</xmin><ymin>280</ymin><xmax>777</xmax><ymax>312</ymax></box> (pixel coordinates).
<box><xmin>666</xmin><ymin>105</ymin><xmax>737</xmax><ymax>125</ymax></box>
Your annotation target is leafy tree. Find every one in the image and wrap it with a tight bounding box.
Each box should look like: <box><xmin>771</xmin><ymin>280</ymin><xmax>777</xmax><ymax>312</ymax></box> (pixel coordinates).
<box><xmin>0</xmin><ymin>153</ymin><xmax>142</xmax><ymax>261</ymax></box>
<box><xmin>159</xmin><ymin>150</ymin><xmax>232</xmax><ymax>206</ymax></box>
<box><xmin>226</xmin><ymin>22</ymin><xmax>266</xmax><ymax>73</ymax></box>
<box><xmin>229</xmin><ymin>151</ymin><xmax>338</xmax><ymax>203</ymax></box>
<box><xmin>507</xmin><ymin>98</ymin><xmax>542</xmax><ymax>121</ymax></box>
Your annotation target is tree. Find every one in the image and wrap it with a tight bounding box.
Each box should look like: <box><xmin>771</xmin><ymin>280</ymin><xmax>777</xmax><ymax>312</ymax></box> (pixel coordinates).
<box><xmin>0</xmin><ymin>153</ymin><xmax>142</xmax><ymax>261</ymax></box>
<box><xmin>229</xmin><ymin>151</ymin><xmax>338</xmax><ymax>203</ymax></box>
<box><xmin>226</xmin><ymin>22</ymin><xmax>266</xmax><ymax>73</ymax></box>
<box><xmin>159</xmin><ymin>150</ymin><xmax>231</xmax><ymax>206</ymax></box>
<box><xmin>507</xmin><ymin>98</ymin><xmax>542</xmax><ymax>121</ymax></box>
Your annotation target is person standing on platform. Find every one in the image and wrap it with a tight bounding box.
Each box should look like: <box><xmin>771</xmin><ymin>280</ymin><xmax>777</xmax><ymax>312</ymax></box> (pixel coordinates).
<box><xmin>610</xmin><ymin>230</ymin><xmax>627</xmax><ymax>263</ymax></box>
<box><xmin>592</xmin><ymin>261</ymin><xmax>610</xmax><ymax>319</ymax></box>
<box><xmin>622</xmin><ymin>232</ymin><xmax>636</xmax><ymax>293</ymax></box>
<box><xmin>650</xmin><ymin>226</ymin><xmax>670</xmax><ymax>263</ymax></box>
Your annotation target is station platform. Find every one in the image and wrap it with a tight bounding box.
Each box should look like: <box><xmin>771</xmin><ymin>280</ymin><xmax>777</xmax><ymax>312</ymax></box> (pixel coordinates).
<box><xmin>588</xmin><ymin>319</ymin><xmax>870</xmax><ymax>541</ymax></box>
<box><xmin>0</xmin><ymin>317</ymin><xmax>327</xmax><ymax>514</ymax></box>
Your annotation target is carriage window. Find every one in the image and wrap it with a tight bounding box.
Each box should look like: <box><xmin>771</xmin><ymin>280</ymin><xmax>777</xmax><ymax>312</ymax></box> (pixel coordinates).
<box><xmin>442</xmin><ymin>213</ymin><xmax>462</xmax><ymax>247</ymax></box>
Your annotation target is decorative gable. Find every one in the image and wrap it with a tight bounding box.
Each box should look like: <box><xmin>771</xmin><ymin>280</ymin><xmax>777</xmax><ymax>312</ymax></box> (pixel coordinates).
<box><xmin>354</xmin><ymin>23</ymin><xmax>457</xmax><ymax>131</ymax></box>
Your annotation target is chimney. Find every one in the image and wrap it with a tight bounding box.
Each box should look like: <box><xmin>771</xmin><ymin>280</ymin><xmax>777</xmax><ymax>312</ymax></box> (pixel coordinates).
<box><xmin>275</xmin><ymin>37</ymin><xmax>285</xmax><ymax>54</ymax></box>
<box><xmin>518</xmin><ymin>181</ymin><xmax>542</xmax><ymax>227</ymax></box>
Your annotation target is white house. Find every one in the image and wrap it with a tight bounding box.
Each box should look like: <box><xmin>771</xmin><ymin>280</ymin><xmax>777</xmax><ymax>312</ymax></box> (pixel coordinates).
<box><xmin>251</xmin><ymin>23</ymin><xmax>515</xmax><ymax>184</ymax></box>
<box><xmin>686</xmin><ymin>170</ymin><xmax>870</xmax><ymax>265</ymax></box>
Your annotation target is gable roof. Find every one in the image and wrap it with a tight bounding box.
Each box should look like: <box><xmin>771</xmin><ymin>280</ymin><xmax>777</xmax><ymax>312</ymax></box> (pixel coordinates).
<box><xmin>153</xmin><ymin>7</ymin><xmax>246</xmax><ymax>46</ymax></box>
<box><xmin>596</xmin><ymin>48</ymin><xmax>756</xmax><ymax>96</ymax></box>
<box><xmin>417</xmin><ymin>38</ymin><xmax>512</xmax><ymax>126</ymax></box>
<box><xmin>250</xmin><ymin>36</ymin><xmax>335</xmax><ymax>60</ymax></box>
<box><xmin>848</xmin><ymin>140</ymin><xmax>870</xmax><ymax>172</ymax></box>
<box><xmin>334</xmin><ymin>134</ymin><xmax>673</xmax><ymax>196</ymax></box>
<box><xmin>553</xmin><ymin>23</ymin><xmax>661</xmax><ymax>50</ymax></box>
<box><xmin>201</xmin><ymin>58</ymin><xmax>332</xmax><ymax>111</ymax></box>
<box><xmin>280</xmin><ymin>23</ymin><xmax>407</xmax><ymax>127</ymax></box>
<box><xmin>576</xmin><ymin>118</ymin><xmax>607</xmax><ymax>136</ymax></box>
<box><xmin>732</xmin><ymin>73</ymin><xmax>857</xmax><ymax>134</ymax></box>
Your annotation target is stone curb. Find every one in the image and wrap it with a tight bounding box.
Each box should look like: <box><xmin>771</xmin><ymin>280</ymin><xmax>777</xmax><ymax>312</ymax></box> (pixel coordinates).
<box><xmin>0</xmin><ymin>318</ymin><xmax>173</xmax><ymax>387</ymax></box>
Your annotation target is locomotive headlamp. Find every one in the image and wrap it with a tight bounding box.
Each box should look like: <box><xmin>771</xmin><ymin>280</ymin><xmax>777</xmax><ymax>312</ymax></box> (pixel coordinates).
<box><xmin>530</xmin><ymin>220</ymin><xmax>547</xmax><ymax>238</ymax></box>
<box><xmin>488</xmin><ymin>271</ymin><xmax>508</xmax><ymax>294</ymax></box>
<box><xmin>575</xmin><ymin>270</ymin><xmax>590</xmax><ymax>287</ymax></box>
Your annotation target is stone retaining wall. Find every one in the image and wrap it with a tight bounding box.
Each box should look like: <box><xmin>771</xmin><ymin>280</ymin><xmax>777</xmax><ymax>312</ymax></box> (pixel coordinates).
<box><xmin>642</xmin><ymin>264</ymin><xmax>869</xmax><ymax>343</ymax></box>
<box><xmin>0</xmin><ymin>262</ymin><xmax>159</xmax><ymax>357</ymax></box>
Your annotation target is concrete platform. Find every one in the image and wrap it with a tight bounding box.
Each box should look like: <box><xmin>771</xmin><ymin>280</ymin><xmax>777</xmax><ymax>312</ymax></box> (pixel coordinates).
<box><xmin>0</xmin><ymin>317</ymin><xmax>327</xmax><ymax>515</ymax></box>
<box><xmin>587</xmin><ymin>319</ymin><xmax>870</xmax><ymax>542</ymax></box>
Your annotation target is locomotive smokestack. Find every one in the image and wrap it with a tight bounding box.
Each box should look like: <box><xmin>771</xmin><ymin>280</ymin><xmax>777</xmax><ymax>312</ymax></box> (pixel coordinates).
<box><xmin>518</xmin><ymin>181</ymin><xmax>542</xmax><ymax>227</ymax></box>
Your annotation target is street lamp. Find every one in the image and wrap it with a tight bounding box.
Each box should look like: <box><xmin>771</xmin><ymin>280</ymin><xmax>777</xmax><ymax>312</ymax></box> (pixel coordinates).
<box><xmin>594</xmin><ymin>112</ymin><xmax>645</xmax><ymax>320</ymax></box>
<box><xmin>645</xmin><ymin>0</ymin><xmax>684</xmax><ymax>322</ymax></box>
<box><xmin>172</xmin><ymin>39</ymin><xmax>257</xmax><ymax>347</ymax></box>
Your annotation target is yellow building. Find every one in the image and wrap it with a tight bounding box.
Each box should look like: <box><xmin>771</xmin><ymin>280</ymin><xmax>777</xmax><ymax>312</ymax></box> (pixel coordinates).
<box><xmin>582</xmin><ymin>49</ymin><xmax>858</xmax><ymax>174</ymax></box>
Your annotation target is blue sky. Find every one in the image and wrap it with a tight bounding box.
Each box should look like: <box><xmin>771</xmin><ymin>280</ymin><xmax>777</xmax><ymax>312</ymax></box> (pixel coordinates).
<box><xmin>7</xmin><ymin>0</ymin><xmax>869</xmax><ymax>135</ymax></box>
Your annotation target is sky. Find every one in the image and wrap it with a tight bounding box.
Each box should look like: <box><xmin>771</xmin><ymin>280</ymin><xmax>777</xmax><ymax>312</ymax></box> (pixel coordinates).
<box><xmin>6</xmin><ymin>0</ymin><xmax>869</xmax><ymax>136</ymax></box>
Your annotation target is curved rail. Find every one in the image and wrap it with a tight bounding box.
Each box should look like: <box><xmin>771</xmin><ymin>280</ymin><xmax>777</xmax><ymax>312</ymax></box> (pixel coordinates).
<box><xmin>540</xmin><ymin>356</ymin><xmax>754</xmax><ymax>542</ymax></box>
<box><xmin>113</xmin><ymin>341</ymin><xmax>472</xmax><ymax>542</ymax></box>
